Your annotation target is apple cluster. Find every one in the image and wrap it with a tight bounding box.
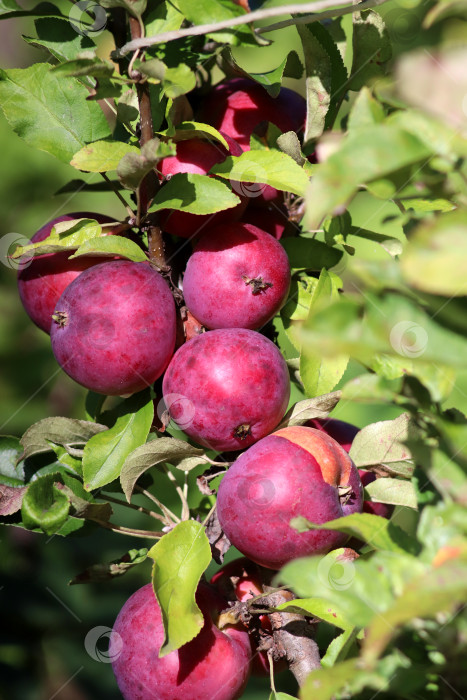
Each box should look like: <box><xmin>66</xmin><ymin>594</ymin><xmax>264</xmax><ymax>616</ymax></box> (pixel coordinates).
<box><xmin>15</xmin><ymin>79</ymin><xmax>390</xmax><ymax>699</ymax></box>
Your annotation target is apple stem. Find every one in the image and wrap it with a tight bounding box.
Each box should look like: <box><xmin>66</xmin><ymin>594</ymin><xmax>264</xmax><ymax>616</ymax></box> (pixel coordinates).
<box><xmin>134</xmin><ymin>485</ymin><xmax>181</xmax><ymax>525</ymax></box>
<box><xmin>128</xmin><ymin>15</ymin><xmax>168</xmax><ymax>271</ymax></box>
<box><xmin>99</xmin><ymin>492</ymin><xmax>169</xmax><ymax>525</ymax></box>
<box><xmin>163</xmin><ymin>465</ymin><xmax>190</xmax><ymax>520</ymax></box>
<box><xmin>89</xmin><ymin>518</ymin><xmax>162</xmax><ymax>539</ymax></box>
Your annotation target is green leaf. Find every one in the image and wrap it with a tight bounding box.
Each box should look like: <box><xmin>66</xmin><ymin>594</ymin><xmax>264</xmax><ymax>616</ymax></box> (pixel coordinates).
<box><xmin>276</xmin><ymin>131</ymin><xmax>306</xmax><ymax>166</ymax></box>
<box><xmin>280</xmin><ymin>549</ymin><xmax>425</xmax><ymax>631</ymax></box>
<box><xmin>99</xmin><ymin>0</ymin><xmax>145</xmax><ymax>18</ymax></box>
<box><xmin>69</xmin><ymin>548</ymin><xmax>148</xmax><ymax>585</ymax></box>
<box><xmin>304</xmin><ymin>124</ymin><xmax>432</xmax><ymax>229</ymax></box>
<box><xmin>291</xmin><ymin>512</ymin><xmax>419</xmax><ymax>555</ymax></box>
<box><xmin>145</xmin><ymin>0</ymin><xmax>184</xmax><ymax>35</ymax></box>
<box><xmin>117</xmin><ymin>138</ymin><xmax>175</xmax><ymax>190</ymax></box>
<box><xmin>120</xmin><ymin>438</ymin><xmax>205</xmax><ymax>501</ymax></box>
<box><xmin>300</xmin><ymin>270</ymin><xmax>349</xmax><ymax>397</ymax></box>
<box><xmin>276</xmin><ymin>392</ymin><xmax>342</xmax><ymax>429</ymax></box>
<box><xmin>211</xmin><ymin>150</ymin><xmax>310</xmax><ymax>197</ymax></box>
<box><xmin>364</xmin><ymin>477</ymin><xmax>418</xmax><ymax>509</ymax></box>
<box><xmin>0</xmin><ymin>0</ymin><xmax>22</xmax><ymax>14</ymax></box>
<box><xmin>347</xmin><ymin>87</ymin><xmax>385</xmax><ymax>131</ymax></box>
<box><xmin>298</xmin><ymin>659</ymin><xmax>362</xmax><ymax>700</ymax></box>
<box><xmin>424</xmin><ymin>0</ymin><xmax>467</xmax><ymax>27</ymax></box>
<box><xmin>0</xmin><ymin>436</ymin><xmax>25</xmax><ymax>486</ymax></box>
<box><xmin>20</xmin><ymin>418</ymin><xmax>107</xmax><ymax>461</ymax></box>
<box><xmin>23</xmin><ymin>16</ymin><xmax>96</xmax><ymax>62</ymax></box>
<box><xmin>349</xmin><ymin>9</ymin><xmax>392</xmax><ymax>91</ymax></box>
<box><xmin>0</xmin><ymin>63</ymin><xmax>110</xmax><ymax>163</ymax></box>
<box><xmin>69</xmin><ymin>236</ymin><xmax>147</xmax><ymax>263</ymax></box>
<box><xmin>173</xmin><ymin>0</ymin><xmax>248</xmax><ymax>44</ymax></box>
<box><xmin>82</xmin><ymin>392</ymin><xmax>154</xmax><ymax>491</ymax></box>
<box><xmin>349</xmin><ymin>414</ymin><xmax>414</xmax><ymax>471</ymax></box>
<box><xmin>281</xmin><ymin>237</ymin><xmax>343</xmax><ymax>271</ymax></box>
<box><xmin>363</xmin><ymin>560</ymin><xmax>467</xmax><ymax>664</ymax></box>
<box><xmin>348</xmin><ymin>226</ymin><xmax>402</xmax><ymax>257</ymax></box>
<box><xmin>71</xmin><ymin>140</ymin><xmax>139</xmax><ymax>172</ymax></box>
<box><xmin>277</xmin><ymin>597</ymin><xmax>353</xmax><ymax>631</ymax></box>
<box><xmin>401</xmin><ymin>210</ymin><xmax>467</xmax><ymax>296</ymax></box>
<box><xmin>247</xmin><ymin>50</ymin><xmax>303</xmax><ymax>98</ymax></box>
<box><xmin>297</xmin><ymin>22</ymin><xmax>347</xmax><ymax>142</ymax></box>
<box><xmin>150</xmin><ymin>173</ymin><xmax>240</xmax><ymax>215</ymax></box>
<box><xmin>159</xmin><ymin>121</ymin><xmax>229</xmax><ymax>149</ymax></box>
<box><xmin>270</xmin><ymin>693</ymin><xmax>298</xmax><ymax>700</ymax></box>
<box><xmin>21</xmin><ymin>473</ymin><xmax>70</xmax><ymax>535</ymax></box>
<box><xmin>138</xmin><ymin>59</ymin><xmax>196</xmax><ymax>99</ymax></box>
<box><xmin>148</xmin><ymin>520</ymin><xmax>212</xmax><ymax>656</ymax></box>
<box><xmin>51</xmin><ymin>57</ymin><xmax>115</xmax><ymax>79</ymax></box>
<box><xmin>321</xmin><ymin>628</ymin><xmax>359</xmax><ymax>668</ymax></box>
<box><xmin>11</xmin><ymin>218</ymin><xmax>104</xmax><ymax>258</ymax></box>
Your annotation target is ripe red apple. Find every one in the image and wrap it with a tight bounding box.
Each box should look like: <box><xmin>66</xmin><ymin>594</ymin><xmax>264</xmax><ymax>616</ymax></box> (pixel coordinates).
<box><xmin>162</xmin><ymin>328</ymin><xmax>290</xmax><ymax>452</ymax></box>
<box><xmin>50</xmin><ymin>260</ymin><xmax>176</xmax><ymax>396</ymax></box>
<box><xmin>183</xmin><ymin>222</ymin><xmax>290</xmax><ymax>330</ymax></box>
<box><xmin>111</xmin><ymin>582</ymin><xmax>252</xmax><ymax>700</ymax></box>
<box><xmin>241</xmin><ymin>206</ymin><xmax>289</xmax><ymax>240</ymax></box>
<box><xmin>310</xmin><ymin>419</ymin><xmax>394</xmax><ymax>519</ymax></box>
<box><xmin>17</xmin><ymin>213</ymin><xmax>121</xmax><ymax>333</ymax></box>
<box><xmin>198</xmin><ymin>78</ymin><xmax>306</xmax><ymax>150</ymax></box>
<box><xmin>216</xmin><ymin>426</ymin><xmax>363</xmax><ymax>569</ymax></box>
<box><xmin>159</xmin><ymin>134</ymin><xmax>247</xmax><ymax>239</ymax></box>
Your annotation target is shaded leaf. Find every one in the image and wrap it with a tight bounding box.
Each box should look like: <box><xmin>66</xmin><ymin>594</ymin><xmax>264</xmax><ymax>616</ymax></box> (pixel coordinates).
<box><xmin>0</xmin><ymin>484</ymin><xmax>27</xmax><ymax>515</ymax></box>
<box><xmin>12</xmin><ymin>218</ymin><xmax>104</xmax><ymax>258</ymax></box>
<box><xmin>117</xmin><ymin>138</ymin><xmax>175</xmax><ymax>190</ymax></box>
<box><xmin>276</xmin><ymin>392</ymin><xmax>341</xmax><ymax>430</ymax></box>
<box><xmin>120</xmin><ymin>438</ymin><xmax>205</xmax><ymax>501</ymax></box>
<box><xmin>0</xmin><ymin>436</ymin><xmax>25</xmax><ymax>486</ymax></box>
<box><xmin>298</xmin><ymin>22</ymin><xmax>347</xmax><ymax>142</ymax></box>
<box><xmin>21</xmin><ymin>418</ymin><xmax>107</xmax><ymax>461</ymax></box>
<box><xmin>281</xmin><ymin>237</ymin><xmax>343</xmax><ymax>270</ymax></box>
<box><xmin>69</xmin><ymin>548</ymin><xmax>148</xmax><ymax>585</ymax></box>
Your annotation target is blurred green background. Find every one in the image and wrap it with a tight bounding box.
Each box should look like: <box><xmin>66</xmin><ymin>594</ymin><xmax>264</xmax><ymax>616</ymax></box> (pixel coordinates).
<box><xmin>0</xmin><ymin>0</ymin><xmax>457</xmax><ymax>698</ymax></box>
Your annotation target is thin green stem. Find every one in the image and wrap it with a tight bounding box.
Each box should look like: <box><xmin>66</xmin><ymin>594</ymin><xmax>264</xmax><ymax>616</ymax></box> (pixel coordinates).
<box><xmin>99</xmin><ymin>492</ymin><xmax>167</xmax><ymax>523</ymax></box>
<box><xmin>135</xmin><ymin>485</ymin><xmax>181</xmax><ymax>524</ymax></box>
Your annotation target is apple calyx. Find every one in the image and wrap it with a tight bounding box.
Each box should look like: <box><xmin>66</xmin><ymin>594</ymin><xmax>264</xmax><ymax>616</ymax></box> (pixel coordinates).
<box><xmin>242</xmin><ymin>275</ymin><xmax>273</xmax><ymax>295</ymax></box>
<box><xmin>51</xmin><ymin>311</ymin><xmax>68</xmax><ymax>327</ymax></box>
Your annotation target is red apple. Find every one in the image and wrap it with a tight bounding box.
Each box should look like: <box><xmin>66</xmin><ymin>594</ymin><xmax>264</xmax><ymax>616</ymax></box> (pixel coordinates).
<box><xmin>162</xmin><ymin>328</ymin><xmax>290</xmax><ymax>452</ymax></box>
<box><xmin>182</xmin><ymin>222</ymin><xmax>290</xmax><ymax>330</ymax></box>
<box><xmin>159</xmin><ymin>134</ymin><xmax>247</xmax><ymax>239</ymax></box>
<box><xmin>198</xmin><ymin>78</ymin><xmax>306</xmax><ymax>150</ymax></box>
<box><xmin>51</xmin><ymin>260</ymin><xmax>176</xmax><ymax>396</ymax></box>
<box><xmin>17</xmin><ymin>212</ymin><xmax>122</xmax><ymax>333</ymax></box>
<box><xmin>111</xmin><ymin>582</ymin><xmax>252</xmax><ymax>700</ymax></box>
<box><xmin>217</xmin><ymin>426</ymin><xmax>363</xmax><ymax>569</ymax></box>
